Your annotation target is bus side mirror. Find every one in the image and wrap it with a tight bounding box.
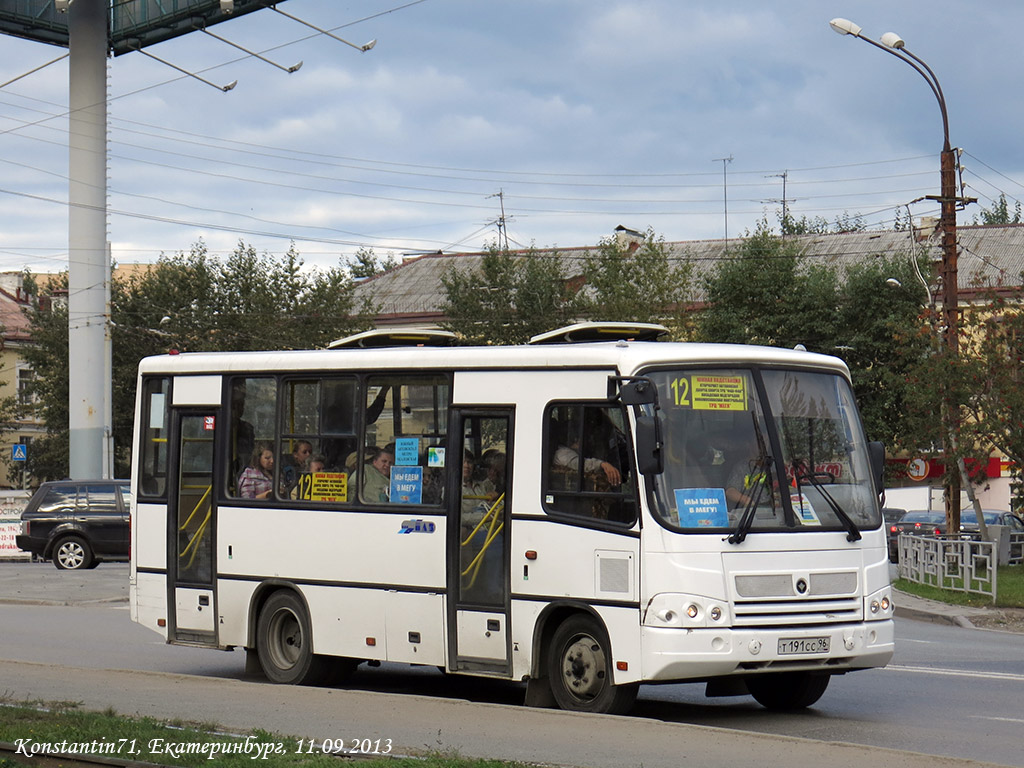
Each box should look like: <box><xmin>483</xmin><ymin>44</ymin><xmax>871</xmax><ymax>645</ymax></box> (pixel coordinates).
<box><xmin>634</xmin><ymin>414</ymin><xmax>663</xmax><ymax>476</ymax></box>
<box><xmin>614</xmin><ymin>377</ymin><xmax>658</xmax><ymax>406</ymax></box>
<box><xmin>868</xmin><ymin>441</ymin><xmax>885</xmax><ymax>495</ymax></box>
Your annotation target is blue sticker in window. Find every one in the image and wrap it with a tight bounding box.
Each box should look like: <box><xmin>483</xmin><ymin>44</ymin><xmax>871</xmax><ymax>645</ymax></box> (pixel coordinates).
<box><xmin>675</xmin><ymin>488</ymin><xmax>728</xmax><ymax>527</ymax></box>
<box><xmin>390</xmin><ymin>465</ymin><xmax>423</xmax><ymax>504</ymax></box>
<box><xmin>394</xmin><ymin>437</ymin><xmax>420</xmax><ymax>466</ymax></box>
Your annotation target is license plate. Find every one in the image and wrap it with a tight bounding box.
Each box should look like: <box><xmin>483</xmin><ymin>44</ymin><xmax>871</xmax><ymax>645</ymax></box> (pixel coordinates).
<box><xmin>778</xmin><ymin>636</ymin><xmax>830</xmax><ymax>655</ymax></box>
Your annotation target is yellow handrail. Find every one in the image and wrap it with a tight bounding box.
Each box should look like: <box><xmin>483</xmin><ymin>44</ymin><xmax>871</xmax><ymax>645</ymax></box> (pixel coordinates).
<box><xmin>178</xmin><ymin>485</ymin><xmax>211</xmax><ymax>531</ymax></box>
<box><xmin>178</xmin><ymin>484</ymin><xmax>212</xmax><ymax>570</ymax></box>
<box><xmin>461</xmin><ymin>493</ymin><xmax>504</xmax><ymax>587</ymax></box>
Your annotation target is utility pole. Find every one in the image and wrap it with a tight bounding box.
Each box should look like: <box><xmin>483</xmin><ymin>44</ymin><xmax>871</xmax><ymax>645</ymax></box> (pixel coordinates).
<box><xmin>713</xmin><ymin>156</ymin><xmax>733</xmax><ymax>252</ymax></box>
<box><xmin>766</xmin><ymin>171</ymin><xmax>790</xmax><ymax>233</ymax></box>
<box><xmin>488</xmin><ymin>189</ymin><xmax>510</xmax><ymax>251</ymax></box>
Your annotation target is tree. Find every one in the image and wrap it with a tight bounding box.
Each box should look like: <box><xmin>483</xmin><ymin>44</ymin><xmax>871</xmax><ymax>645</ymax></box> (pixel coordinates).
<box><xmin>23</xmin><ymin>242</ymin><xmax>370</xmax><ymax>480</ymax></box>
<box><xmin>972</xmin><ymin>194</ymin><xmax>1023</xmax><ymax>225</ymax></box>
<box><xmin>696</xmin><ymin>223</ymin><xmax>930</xmax><ymax>448</ymax></box>
<box><xmin>904</xmin><ymin>280</ymin><xmax>1024</xmax><ymax>513</ymax></box>
<box><xmin>696</xmin><ymin>222</ymin><xmax>840</xmax><ymax>350</ymax></box>
<box><xmin>577</xmin><ymin>229</ymin><xmax>692</xmax><ymax>333</ymax></box>
<box><xmin>440</xmin><ymin>244</ymin><xmax>581</xmax><ymax>345</ymax></box>
<box><xmin>347</xmin><ymin>247</ymin><xmax>398</xmax><ymax>280</ymax></box>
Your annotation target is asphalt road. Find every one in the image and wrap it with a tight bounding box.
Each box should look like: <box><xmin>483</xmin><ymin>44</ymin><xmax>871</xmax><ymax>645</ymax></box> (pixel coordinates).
<box><xmin>1</xmin><ymin>562</ymin><xmax>1021</xmax><ymax>768</ymax></box>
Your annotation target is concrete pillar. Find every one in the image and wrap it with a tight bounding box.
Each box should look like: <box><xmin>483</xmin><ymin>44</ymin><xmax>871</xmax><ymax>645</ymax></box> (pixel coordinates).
<box><xmin>67</xmin><ymin>0</ymin><xmax>111</xmax><ymax>479</ymax></box>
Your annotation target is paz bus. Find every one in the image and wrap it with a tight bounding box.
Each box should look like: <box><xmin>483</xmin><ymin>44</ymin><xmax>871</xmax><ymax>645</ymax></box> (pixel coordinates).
<box><xmin>129</xmin><ymin>322</ymin><xmax>894</xmax><ymax>714</ymax></box>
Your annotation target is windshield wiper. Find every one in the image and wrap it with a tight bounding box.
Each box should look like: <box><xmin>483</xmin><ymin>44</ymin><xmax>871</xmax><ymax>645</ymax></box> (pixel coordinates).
<box><xmin>796</xmin><ymin>472</ymin><xmax>861</xmax><ymax>542</ymax></box>
<box><xmin>728</xmin><ymin>456</ymin><xmax>770</xmax><ymax>545</ymax></box>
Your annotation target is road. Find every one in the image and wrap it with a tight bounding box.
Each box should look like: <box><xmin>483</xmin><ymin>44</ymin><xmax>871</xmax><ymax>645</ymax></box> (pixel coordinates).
<box><xmin>0</xmin><ymin>563</ymin><xmax>1021</xmax><ymax>767</ymax></box>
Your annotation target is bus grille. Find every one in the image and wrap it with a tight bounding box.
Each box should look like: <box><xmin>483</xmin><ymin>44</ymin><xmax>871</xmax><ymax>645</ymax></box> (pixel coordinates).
<box><xmin>732</xmin><ymin>571</ymin><xmax>861</xmax><ymax>627</ymax></box>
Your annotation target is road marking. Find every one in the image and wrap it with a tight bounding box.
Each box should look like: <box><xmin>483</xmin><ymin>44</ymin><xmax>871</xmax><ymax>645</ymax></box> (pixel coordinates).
<box><xmin>887</xmin><ymin>664</ymin><xmax>1024</xmax><ymax>682</ymax></box>
<box><xmin>968</xmin><ymin>716</ymin><xmax>1024</xmax><ymax>724</ymax></box>
<box><xmin>897</xmin><ymin>638</ymin><xmax>934</xmax><ymax>644</ymax></box>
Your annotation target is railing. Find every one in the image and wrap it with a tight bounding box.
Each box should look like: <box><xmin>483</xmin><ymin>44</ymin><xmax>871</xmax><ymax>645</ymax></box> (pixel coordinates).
<box><xmin>898</xmin><ymin>534</ymin><xmax>997</xmax><ymax>602</ymax></box>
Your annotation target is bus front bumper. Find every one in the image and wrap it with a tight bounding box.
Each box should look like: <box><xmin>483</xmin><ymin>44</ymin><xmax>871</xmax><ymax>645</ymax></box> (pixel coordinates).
<box><xmin>641</xmin><ymin>620</ymin><xmax>895</xmax><ymax>682</ymax></box>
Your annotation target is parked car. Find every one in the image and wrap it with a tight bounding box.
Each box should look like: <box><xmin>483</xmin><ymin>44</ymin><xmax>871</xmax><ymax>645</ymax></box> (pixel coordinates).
<box><xmin>958</xmin><ymin>509</ymin><xmax>1024</xmax><ymax>532</ymax></box>
<box><xmin>15</xmin><ymin>480</ymin><xmax>131</xmax><ymax>570</ymax></box>
<box><xmin>882</xmin><ymin>508</ymin><xmax>907</xmax><ymax>562</ymax></box>
<box><xmin>889</xmin><ymin>510</ymin><xmax>946</xmax><ymax>561</ymax></box>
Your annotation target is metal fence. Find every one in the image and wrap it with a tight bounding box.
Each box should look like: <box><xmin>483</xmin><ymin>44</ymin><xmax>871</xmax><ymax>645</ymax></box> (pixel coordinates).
<box><xmin>898</xmin><ymin>534</ymin><xmax>997</xmax><ymax>602</ymax></box>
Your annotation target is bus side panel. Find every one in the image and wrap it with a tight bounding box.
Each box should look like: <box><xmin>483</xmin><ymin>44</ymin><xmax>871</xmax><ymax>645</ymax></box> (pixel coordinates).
<box><xmin>131</xmin><ymin>502</ymin><xmax>169</xmax><ymax>637</ymax></box>
<box><xmin>132</xmin><ymin>572</ymin><xmax>169</xmax><ymax>640</ymax></box>
<box><xmin>133</xmin><ymin>503</ymin><xmax>167</xmax><ymax>570</ymax></box>
<box><xmin>217</xmin><ymin>506</ymin><xmax>447</xmax><ymax>588</ymax></box>
<box><xmin>216</xmin><ymin>506</ymin><xmax>446</xmax><ymax>663</ymax></box>
<box><xmin>511</xmin><ymin>518</ymin><xmax>641</xmax><ymax>684</ymax></box>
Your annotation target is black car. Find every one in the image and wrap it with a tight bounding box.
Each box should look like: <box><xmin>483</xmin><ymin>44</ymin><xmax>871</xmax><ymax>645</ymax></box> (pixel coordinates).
<box><xmin>15</xmin><ymin>480</ymin><xmax>131</xmax><ymax>570</ymax></box>
<box><xmin>882</xmin><ymin>507</ymin><xmax>907</xmax><ymax>562</ymax></box>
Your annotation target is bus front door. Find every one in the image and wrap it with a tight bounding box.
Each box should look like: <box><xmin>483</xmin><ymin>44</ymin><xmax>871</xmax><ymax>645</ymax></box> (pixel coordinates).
<box><xmin>449</xmin><ymin>410</ymin><xmax>512</xmax><ymax>674</ymax></box>
<box><xmin>169</xmin><ymin>411</ymin><xmax>218</xmax><ymax>645</ymax></box>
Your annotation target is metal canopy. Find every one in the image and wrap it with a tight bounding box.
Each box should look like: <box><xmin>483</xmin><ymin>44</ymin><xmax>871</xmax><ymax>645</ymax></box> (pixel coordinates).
<box><xmin>0</xmin><ymin>0</ymin><xmax>287</xmax><ymax>55</ymax></box>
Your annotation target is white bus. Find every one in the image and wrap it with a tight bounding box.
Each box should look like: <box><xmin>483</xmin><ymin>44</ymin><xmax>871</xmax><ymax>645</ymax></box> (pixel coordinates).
<box><xmin>130</xmin><ymin>323</ymin><xmax>894</xmax><ymax>714</ymax></box>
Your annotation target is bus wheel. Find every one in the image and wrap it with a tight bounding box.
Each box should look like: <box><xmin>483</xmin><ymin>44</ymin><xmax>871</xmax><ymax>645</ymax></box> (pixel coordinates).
<box><xmin>257</xmin><ymin>591</ymin><xmax>326</xmax><ymax>685</ymax></box>
<box><xmin>746</xmin><ymin>672</ymin><xmax>830</xmax><ymax>710</ymax></box>
<box><xmin>547</xmin><ymin>615</ymin><xmax>638</xmax><ymax>714</ymax></box>
<box><xmin>52</xmin><ymin>535</ymin><xmax>94</xmax><ymax>570</ymax></box>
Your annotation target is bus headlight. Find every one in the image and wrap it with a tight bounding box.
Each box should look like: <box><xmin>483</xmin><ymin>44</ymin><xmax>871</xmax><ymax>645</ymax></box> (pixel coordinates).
<box><xmin>644</xmin><ymin>594</ymin><xmax>731</xmax><ymax>628</ymax></box>
<box><xmin>864</xmin><ymin>586</ymin><xmax>894</xmax><ymax>620</ymax></box>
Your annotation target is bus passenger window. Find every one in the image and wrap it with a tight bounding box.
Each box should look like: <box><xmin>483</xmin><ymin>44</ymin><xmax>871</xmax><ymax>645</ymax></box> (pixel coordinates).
<box><xmin>227</xmin><ymin>377</ymin><xmax>276</xmax><ymax>499</ymax></box>
<box><xmin>544</xmin><ymin>403</ymin><xmax>635</xmax><ymax>524</ymax></box>
<box><xmin>279</xmin><ymin>376</ymin><xmax>358</xmax><ymax>503</ymax></box>
<box><xmin>139</xmin><ymin>376</ymin><xmax>170</xmax><ymax>498</ymax></box>
<box><xmin>359</xmin><ymin>375</ymin><xmax>449</xmax><ymax>506</ymax></box>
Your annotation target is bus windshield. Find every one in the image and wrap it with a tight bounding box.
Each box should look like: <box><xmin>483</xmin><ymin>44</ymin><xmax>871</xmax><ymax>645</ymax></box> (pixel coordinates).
<box><xmin>647</xmin><ymin>367</ymin><xmax>880</xmax><ymax>535</ymax></box>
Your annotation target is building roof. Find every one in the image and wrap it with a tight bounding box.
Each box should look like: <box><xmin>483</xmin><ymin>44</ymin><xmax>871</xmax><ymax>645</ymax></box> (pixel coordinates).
<box><xmin>0</xmin><ymin>286</ymin><xmax>31</xmax><ymax>344</ymax></box>
<box><xmin>354</xmin><ymin>224</ymin><xmax>1024</xmax><ymax>325</ymax></box>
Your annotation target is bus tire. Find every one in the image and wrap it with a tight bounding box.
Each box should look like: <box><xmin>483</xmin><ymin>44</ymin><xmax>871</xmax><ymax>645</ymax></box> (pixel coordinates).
<box><xmin>256</xmin><ymin>591</ymin><xmax>326</xmax><ymax>685</ymax></box>
<box><xmin>746</xmin><ymin>672</ymin><xmax>830</xmax><ymax>710</ymax></box>
<box><xmin>547</xmin><ymin>614</ymin><xmax>638</xmax><ymax>715</ymax></box>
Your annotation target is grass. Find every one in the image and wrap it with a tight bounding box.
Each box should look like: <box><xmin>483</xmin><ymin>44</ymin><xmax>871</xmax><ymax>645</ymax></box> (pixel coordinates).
<box><xmin>0</xmin><ymin>701</ymin><xmax>530</xmax><ymax>768</ymax></box>
<box><xmin>894</xmin><ymin>564</ymin><xmax>1024</xmax><ymax>608</ymax></box>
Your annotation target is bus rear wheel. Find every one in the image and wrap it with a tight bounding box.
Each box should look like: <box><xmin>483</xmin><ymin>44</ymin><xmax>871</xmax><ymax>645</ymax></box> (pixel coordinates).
<box><xmin>746</xmin><ymin>672</ymin><xmax>830</xmax><ymax>710</ymax></box>
<box><xmin>256</xmin><ymin>591</ymin><xmax>329</xmax><ymax>685</ymax></box>
<box><xmin>547</xmin><ymin>614</ymin><xmax>637</xmax><ymax>715</ymax></box>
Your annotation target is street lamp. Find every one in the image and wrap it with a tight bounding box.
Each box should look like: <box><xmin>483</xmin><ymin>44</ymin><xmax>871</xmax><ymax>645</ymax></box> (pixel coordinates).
<box><xmin>830</xmin><ymin>18</ymin><xmax>972</xmax><ymax>532</ymax></box>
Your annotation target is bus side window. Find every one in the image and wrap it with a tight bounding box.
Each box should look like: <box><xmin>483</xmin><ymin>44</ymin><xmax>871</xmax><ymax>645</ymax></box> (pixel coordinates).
<box><xmin>227</xmin><ymin>377</ymin><xmax>276</xmax><ymax>499</ymax></box>
<box><xmin>543</xmin><ymin>403</ymin><xmax>635</xmax><ymax>524</ymax></box>
<box><xmin>360</xmin><ymin>375</ymin><xmax>449</xmax><ymax>506</ymax></box>
<box><xmin>139</xmin><ymin>376</ymin><xmax>170</xmax><ymax>498</ymax></box>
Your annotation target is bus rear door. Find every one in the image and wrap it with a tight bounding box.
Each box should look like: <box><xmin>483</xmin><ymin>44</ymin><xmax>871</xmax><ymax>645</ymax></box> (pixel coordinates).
<box><xmin>448</xmin><ymin>409</ymin><xmax>512</xmax><ymax>674</ymax></box>
<box><xmin>168</xmin><ymin>410</ymin><xmax>218</xmax><ymax>645</ymax></box>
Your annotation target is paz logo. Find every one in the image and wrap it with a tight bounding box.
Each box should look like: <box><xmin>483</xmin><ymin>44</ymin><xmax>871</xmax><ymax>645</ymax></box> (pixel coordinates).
<box><xmin>398</xmin><ymin>519</ymin><xmax>436</xmax><ymax>534</ymax></box>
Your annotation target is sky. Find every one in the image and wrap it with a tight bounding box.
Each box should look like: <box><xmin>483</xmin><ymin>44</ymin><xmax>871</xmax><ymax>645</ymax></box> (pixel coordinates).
<box><xmin>1</xmin><ymin>0</ymin><xmax>1023</xmax><ymax>275</ymax></box>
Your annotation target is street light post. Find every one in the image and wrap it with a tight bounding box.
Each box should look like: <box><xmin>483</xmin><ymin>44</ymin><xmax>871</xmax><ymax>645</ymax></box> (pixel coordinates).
<box><xmin>829</xmin><ymin>18</ymin><xmax>973</xmax><ymax>533</ymax></box>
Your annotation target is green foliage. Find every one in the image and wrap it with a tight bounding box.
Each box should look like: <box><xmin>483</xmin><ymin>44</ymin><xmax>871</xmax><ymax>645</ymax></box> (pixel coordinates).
<box><xmin>440</xmin><ymin>244</ymin><xmax>581</xmax><ymax>345</ymax></box>
<box><xmin>577</xmin><ymin>229</ymin><xmax>692</xmax><ymax>333</ymax></box>
<box><xmin>22</xmin><ymin>242</ymin><xmax>369</xmax><ymax>480</ymax></box>
<box><xmin>348</xmin><ymin>246</ymin><xmax>398</xmax><ymax>279</ymax></box>
<box><xmin>973</xmin><ymin>194</ymin><xmax>1023</xmax><ymax>225</ymax></box>
<box><xmin>696</xmin><ymin>224</ymin><xmax>930</xmax><ymax>448</ymax></box>
<box><xmin>904</xmin><ymin>279</ymin><xmax>1024</xmax><ymax>513</ymax></box>
<box><xmin>696</xmin><ymin>223</ymin><xmax>839</xmax><ymax>350</ymax></box>
<box><xmin>779</xmin><ymin>210</ymin><xmax>865</xmax><ymax>236</ymax></box>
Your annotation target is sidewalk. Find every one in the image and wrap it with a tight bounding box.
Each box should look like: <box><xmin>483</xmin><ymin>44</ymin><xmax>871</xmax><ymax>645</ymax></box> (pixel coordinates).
<box><xmin>893</xmin><ymin>588</ymin><xmax>992</xmax><ymax>628</ymax></box>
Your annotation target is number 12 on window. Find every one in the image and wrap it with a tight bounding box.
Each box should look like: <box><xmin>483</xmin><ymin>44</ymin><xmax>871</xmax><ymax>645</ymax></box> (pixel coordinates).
<box><xmin>670</xmin><ymin>377</ymin><xmax>690</xmax><ymax>407</ymax></box>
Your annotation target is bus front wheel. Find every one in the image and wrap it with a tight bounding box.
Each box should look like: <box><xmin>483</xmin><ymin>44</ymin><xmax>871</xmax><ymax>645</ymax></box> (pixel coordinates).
<box><xmin>746</xmin><ymin>672</ymin><xmax>830</xmax><ymax>710</ymax></box>
<box><xmin>547</xmin><ymin>614</ymin><xmax>637</xmax><ymax>715</ymax></box>
<box><xmin>256</xmin><ymin>591</ymin><xmax>328</xmax><ymax>685</ymax></box>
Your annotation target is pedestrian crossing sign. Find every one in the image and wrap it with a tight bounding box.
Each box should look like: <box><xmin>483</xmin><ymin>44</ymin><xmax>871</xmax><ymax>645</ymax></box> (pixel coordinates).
<box><xmin>11</xmin><ymin>444</ymin><xmax>26</xmax><ymax>462</ymax></box>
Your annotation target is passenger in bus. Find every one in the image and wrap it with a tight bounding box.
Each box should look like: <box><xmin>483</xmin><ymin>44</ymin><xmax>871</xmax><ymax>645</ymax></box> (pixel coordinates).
<box><xmin>362</xmin><ymin>445</ymin><xmax>394</xmax><ymax>503</ymax></box>
<box><xmin>553</xmin><ymin>430</ymin><xmax>621</xmax><ymax>486</ymax></box>
<box><xmin>717</xmin><ymin>431</ymin><xmax>770</xmax><ymax>510</ymax></box>
<box><xmin>461</xmin><ymin>450</ymin><xmax>491</xmax><ymax>522</ymax></box>
<box><xmin>280</xmin><ymin>440</ymin><xmax>313</xmax><ymax>493</ymax></box>
<box><xmin>238</xmin><ymin>442</ymin><xmax>275</xmax><ymax>500</ymax></box>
